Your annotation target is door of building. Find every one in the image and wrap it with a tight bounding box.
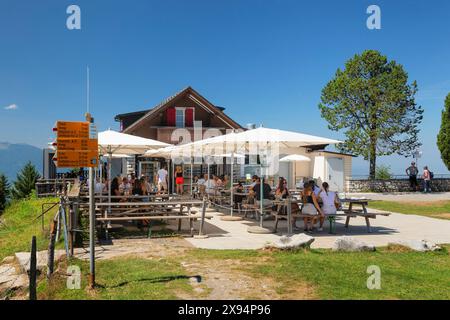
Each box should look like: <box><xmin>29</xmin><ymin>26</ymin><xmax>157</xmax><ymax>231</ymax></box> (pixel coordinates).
<box><xmin>326</xmin><ymin>157</ymin><xmax>344</xmax><ymax>192</ymax></box>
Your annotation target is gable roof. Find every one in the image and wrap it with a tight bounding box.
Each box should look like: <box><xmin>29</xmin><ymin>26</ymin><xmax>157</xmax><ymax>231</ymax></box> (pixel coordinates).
<box><xmin>122</xmin><ymin>86</ymin><xmax>243</xmax><ymax>133</ymax></box>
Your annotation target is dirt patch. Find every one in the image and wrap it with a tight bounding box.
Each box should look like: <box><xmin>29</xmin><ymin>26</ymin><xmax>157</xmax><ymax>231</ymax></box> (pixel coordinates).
<box><xmin>431</xmin><ymin>213</ymin><xmax>450</xmax><ymax>219</ymax></box>
<box><xmin>74</xmin><ymin>237</ymin><xmax>193</xmax><ymax>261</ymax></box>
<box><xmin>406</xmin><ymin>201</ymin><xmax>449</xmax><ymax>207</ymax></box>
<box><xmin>177</xmin><ymin>257</ymin><xmax>316</xmax><ymax>300</ymax></box>
<box><xmin>73</xmin><ymin>237</ymin><xmax>316</xmax><ymax>300</ymax></box>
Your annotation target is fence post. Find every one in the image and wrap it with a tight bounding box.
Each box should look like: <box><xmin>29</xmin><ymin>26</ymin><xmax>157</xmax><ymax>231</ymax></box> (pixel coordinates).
<box><xmin>194</xmin><ymin>198</ymin><xmax>208</xmax><ymax>239</ymax></box>
<box><xmin>47</xmin><ymin>219</ymin><xmax>57</xmax><ymax>280</ymax></box>
<box><xmin>29</xmin><ymin>236</ymin><xmax>37</xmax><ymax>300</ymax></box>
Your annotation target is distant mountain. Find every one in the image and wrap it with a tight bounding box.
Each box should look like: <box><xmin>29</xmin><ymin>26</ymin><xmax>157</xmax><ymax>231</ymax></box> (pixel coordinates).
<box><xmin>0</xmin><ymin>142</ymin><xmax>42</xmax><ymax>182</ymax></box>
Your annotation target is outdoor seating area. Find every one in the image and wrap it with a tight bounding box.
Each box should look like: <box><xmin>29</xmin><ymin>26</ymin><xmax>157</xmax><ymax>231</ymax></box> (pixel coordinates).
<box><xmin>64</xmin><ymin>126</ymin><xmax>394</xmax><ymax>244</ymax></box>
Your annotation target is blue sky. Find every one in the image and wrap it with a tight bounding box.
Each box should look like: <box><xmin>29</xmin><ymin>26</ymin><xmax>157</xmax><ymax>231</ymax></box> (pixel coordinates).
<box><xmin>1</xmin><ymin>0</ymin><xmax>449</xmax><ymax>175</ymax></box>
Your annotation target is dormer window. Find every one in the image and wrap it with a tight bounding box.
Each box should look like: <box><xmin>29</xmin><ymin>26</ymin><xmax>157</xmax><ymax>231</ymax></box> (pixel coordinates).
<box><xmin>166</xmin><ymin>106</ymin><xmax>194</xmax><ymax>127</ymax></box>
<box><xmin>175</xmin><ymin>107</ymin><xmax>185</xmax><ymax>128</ymax></box>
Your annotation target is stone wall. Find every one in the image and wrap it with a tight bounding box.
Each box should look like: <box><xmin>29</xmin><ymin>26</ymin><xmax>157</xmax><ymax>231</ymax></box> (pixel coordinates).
<box><xmin>349</xmin><ymin>178</ymin><xmax>450</xmax><ymax>193</ymax></box>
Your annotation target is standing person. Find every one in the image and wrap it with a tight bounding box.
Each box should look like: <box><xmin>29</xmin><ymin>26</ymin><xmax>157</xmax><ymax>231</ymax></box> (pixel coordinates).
<box><xmin>422</xmin><ymin>166</ymin><xmax>432</xmax><ymax>193</ymax></box>
<box><xmin>406</xmin><ymin>162</ymin><xmax>419</xmax><ymax>191</ymax></box>
<box><xmin>175</xmin><ymin>166</ymin><xmax>184</xmax><ymax>195</ymax></box>
<box><xmin>157</xmin><ymin>165</ymin><xmax>169</xmax><ymax>194</ymax></box>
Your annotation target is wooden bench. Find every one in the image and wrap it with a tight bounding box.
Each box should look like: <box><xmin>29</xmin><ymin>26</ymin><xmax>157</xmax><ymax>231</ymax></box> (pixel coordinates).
<box><xmin>94</xmin><ymin>200</ymin><xmax>208</xmax><ymax>238</ymax></box>
<box><xmin>271</xmin><ymin>210</ymin><xmax>390</xmax><ymax>233</ymax></box>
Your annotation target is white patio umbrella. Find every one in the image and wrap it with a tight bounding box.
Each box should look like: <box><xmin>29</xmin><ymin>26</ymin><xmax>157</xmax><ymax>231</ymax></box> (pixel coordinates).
<box><xmin>98</xmin><ymin>129</ymin><xmax>170</xmax><ymax>210</ymax></box>
<box><xmin>279</xmin><ymin>154</ymin><xmax>311</xmax><ymax>188</ymax></box>
<box><xmin>172</xmin><ymin>127</ymin><xmax>341</xmax><ymax>232</ymax></box>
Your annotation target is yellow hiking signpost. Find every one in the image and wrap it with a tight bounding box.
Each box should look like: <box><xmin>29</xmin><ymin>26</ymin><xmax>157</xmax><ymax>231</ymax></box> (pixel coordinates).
<box><xmin>52</xmin><ymin>121</ymin><xmax>98</xmax><ymax>168</ymax></box>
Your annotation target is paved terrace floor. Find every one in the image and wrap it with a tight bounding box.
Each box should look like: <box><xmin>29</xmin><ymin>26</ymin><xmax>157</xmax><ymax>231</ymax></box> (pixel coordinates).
<box><xmin>184</xmin><ymin>207</ymin><xmax>450</xmax><ymax>250</ymax></box>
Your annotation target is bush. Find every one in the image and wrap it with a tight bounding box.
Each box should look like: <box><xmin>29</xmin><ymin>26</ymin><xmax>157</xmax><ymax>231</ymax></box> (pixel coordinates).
<box><xmin>375</xmin><ymin>165</ymin><xmax>392</xmax><ymax>180</ymax></box>
<box><xmin>0</xmin><ymin>173</ymin><xmax>10</xmax><ymax>213</ymax></box>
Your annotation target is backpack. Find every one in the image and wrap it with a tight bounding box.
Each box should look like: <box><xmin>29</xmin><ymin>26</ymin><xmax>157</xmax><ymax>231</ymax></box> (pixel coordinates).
<box><xmin>429</xmin><ymin>171</ymin><xmax>434</xmax><ymax>179</ymax></box>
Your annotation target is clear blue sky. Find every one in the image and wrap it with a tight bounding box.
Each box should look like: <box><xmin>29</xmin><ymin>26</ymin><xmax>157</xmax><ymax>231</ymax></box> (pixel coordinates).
<box><xmin>1</xmin><ymin>0</ymin><xmax>449</xmax><ymax>175</ymax></box>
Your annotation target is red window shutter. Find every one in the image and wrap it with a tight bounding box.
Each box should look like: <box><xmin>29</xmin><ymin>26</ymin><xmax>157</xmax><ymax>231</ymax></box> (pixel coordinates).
<box><xmin>185</xmin><ymin>108</ymin><xmax>193</xmax><ymax>127</ymax></box>
<box><xmin>166</xmin><ymin>107</ymin><xmax>175</xmax><ymax>126</ymax></box>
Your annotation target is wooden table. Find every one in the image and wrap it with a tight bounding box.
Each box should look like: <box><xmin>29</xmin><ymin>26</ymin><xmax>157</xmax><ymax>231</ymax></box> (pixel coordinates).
<box><xmin>94</xmin><ymin>199</ymin><xmax>208</xmax><ymax>238</ymax></box>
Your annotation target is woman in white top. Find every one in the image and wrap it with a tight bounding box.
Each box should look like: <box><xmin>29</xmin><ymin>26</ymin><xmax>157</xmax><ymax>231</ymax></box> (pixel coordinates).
<box><xmin>318</xmin><ymin>182</ymin><xmax>341</xmax><ymax>215</ymax></box>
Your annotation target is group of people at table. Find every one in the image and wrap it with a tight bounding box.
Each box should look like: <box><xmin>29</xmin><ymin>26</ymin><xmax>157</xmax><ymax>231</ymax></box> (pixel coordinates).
<box><xmin>90</xmin><ymin>165</ymin><xmax>341</xmax><ymax>232</ymax></box>
<box><xmin>197</xmin><ymin>174</ymin><xmax>341</xmax><ymax>232</ymax></box>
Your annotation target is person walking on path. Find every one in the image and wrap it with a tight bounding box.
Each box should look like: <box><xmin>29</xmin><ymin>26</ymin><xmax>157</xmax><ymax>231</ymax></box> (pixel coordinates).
<box><xmin>406</xmin><ymin>161</ymin><xmax>419</xmax><ymax>191</ymax></box>
<box><xmin>422</xmin><ymin>166</ymin><xmax>432</xmax><ymax>193</ymax></box>
<box><xmin>157</xmin><ymin>165</ymin><xmax>169</xmax><ymax>194</ymax></box>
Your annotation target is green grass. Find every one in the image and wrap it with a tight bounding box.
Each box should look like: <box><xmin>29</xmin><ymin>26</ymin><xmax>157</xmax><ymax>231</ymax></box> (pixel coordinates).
<box><xmin>0</xmin><ymin>197</ymin><xmax>59</xmax><ymax>261</ymax></box>
<box><xmin>369</xmin><ymin>200</ymin><xmax>450</xmax><ymax>220</ymax></box>
<box><xmin>188</xmin><ymin>246</ymin><xmax>450</xmax><ymax>300</ymax></box>
<box><xmin>37</xmin><ymin>257</ymin><xmax>193</xmax><ymax>300</ymax></box>
<box><xmin>36</xmin><ymin>246</ymin><xmax>450</xmax><ymax>300</ymax></box>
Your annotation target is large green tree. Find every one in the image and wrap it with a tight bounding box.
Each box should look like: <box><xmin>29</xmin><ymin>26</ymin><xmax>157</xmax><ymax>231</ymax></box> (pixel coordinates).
<box><xmin>11</xmin><ymin>162</ymin><xmax>40</xmax><ymax>200</ymax></box>
<box><xmin>319</xmin><ymin>50</ymin><xmax>424</xmax><ymax>179</ymax></box>
<box><xmin>437</xmin><ymin>93</ymin><xmax>450</xmax><ymax>170</ymax></box>
<box><xmin>0</xmin><ymin>173</ymin><xmax>10</xmax><ymax>213</ymax></box>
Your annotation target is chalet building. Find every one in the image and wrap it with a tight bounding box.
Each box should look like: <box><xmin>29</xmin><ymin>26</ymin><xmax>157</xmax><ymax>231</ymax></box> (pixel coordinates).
<box><xmin>115</xmin><ymin>86</ymin><xmax>243</xmax><ymax>144</ymax></box>
<box><xmin>113</xmin><ymin>87</ymin><xmax>353</xmax><ymax>192</ymax></box>
<box><xmin>113</xmin><ymin>87</ymin><xmax>245</xmax><ymax>187</ymax></box>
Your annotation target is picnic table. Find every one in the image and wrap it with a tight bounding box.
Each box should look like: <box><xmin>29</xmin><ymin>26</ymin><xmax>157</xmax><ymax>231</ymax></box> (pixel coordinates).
<box><xmin>272</xmin><ymin>197</ymin><xmax>390</xmax><ymax>234</ymax></box>
<box><xmin>94</xmin><ymin>199</ymin><xmax>211</xmax><ymax>238</ymax></box>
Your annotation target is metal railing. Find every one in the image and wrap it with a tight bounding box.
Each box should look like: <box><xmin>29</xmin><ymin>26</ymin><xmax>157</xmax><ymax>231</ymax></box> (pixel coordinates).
<box><xmin>349</xmin><ymin>174</ymin><xmax>450</xmax><ymax>180</ymax></box>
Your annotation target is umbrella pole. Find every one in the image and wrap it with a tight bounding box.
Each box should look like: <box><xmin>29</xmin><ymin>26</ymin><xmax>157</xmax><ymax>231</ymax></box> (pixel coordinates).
<box><xmin>260</xmin><ymin>165</ymin><xmax>264</xmax><ymax>228</ymax></box>
<box><xmin>190</xmin><ymin>161</ymin><xmax>193</xmax><ymax>198</ymax></box>
<box><xmin>108</xmin><ymin>152</ymin><xmax>112</xmax><ymax>217</ymax></box>
<box><xmin>230</xmin><ymin>152</ymin><xmax>234</xmax><ymax>216</ymax></box>
<box><xmin>172</xmin><ymin>160</ymin><xmax>175</xmax><ymax>194</ymax></box>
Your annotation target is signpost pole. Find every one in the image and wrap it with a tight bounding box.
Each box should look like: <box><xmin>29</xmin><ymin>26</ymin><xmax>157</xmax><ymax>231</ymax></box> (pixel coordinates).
<box><xmin>88</xmin><ymin>165</ymin><xmax>95</xmax><ymax>288</ymax></box>
<box><xmin>86</xmin><ymin>113</ymin><xmax>96</xmax><ymax>289</ymax></box>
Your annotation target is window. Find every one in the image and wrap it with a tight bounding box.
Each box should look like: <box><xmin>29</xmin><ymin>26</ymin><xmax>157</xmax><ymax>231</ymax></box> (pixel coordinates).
<box><xmin>175</xmin><ymin>108</ymin><xmax>185</xmax><ymax>128</ymax></box>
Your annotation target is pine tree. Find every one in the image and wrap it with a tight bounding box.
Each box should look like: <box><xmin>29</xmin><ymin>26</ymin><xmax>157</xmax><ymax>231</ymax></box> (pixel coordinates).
<box><xmin>437</xmin><ymin>93</ymin><xmax>450</xmax><ymax>170</ymax></box>
<box><xmin>11</xmin><ymin>162</ymin><xmax>40</xmax><ymax>200</ymax></box>
<box><xmin>319</xmin><ymin>50</ymin><xmax>423</xmax><ymax>179</ymax></box>
<box><xmin>0</xmin><ymin>173</ymin><xmax>10</xmax><ymax>213</ymax></box>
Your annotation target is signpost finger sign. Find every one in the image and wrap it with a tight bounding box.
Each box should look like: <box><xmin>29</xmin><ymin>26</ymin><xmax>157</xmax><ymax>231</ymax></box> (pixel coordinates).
<box><xmin>52</xmin><ymin>121</ymin><xmax>98</xmax><ymax>168</ymax></box>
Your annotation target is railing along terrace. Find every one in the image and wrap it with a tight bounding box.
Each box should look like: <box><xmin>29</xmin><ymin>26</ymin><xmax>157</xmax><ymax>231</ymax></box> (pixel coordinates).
<box><xmin>349</xmin><ymin>174</ymin><xmax>450</xmax><ymax>180</ymax></box>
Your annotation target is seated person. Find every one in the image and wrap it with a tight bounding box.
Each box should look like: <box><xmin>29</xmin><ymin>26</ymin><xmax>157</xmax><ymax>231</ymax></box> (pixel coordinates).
<box><xmin>233</xmin><ymin>182</ymin><xmax>245</xmax><ymax>208</ymax></box>
<box><xmin>318</xmin><ymin>182</ymin><xmax>341</xmax><ymax>215</ymax></box>
<box><xmin>214</xmin><ymin>175</ymin><xmax>223</xmax><ymax>188</ymax></box>
<box><xmin>253</xmin><ymin>178</ymin><xmax>273</xmax><ymax>208</ymax></box>
<box><xmin>300</xmin><ymin>182</ymin><xmax>324</xmax><ymax>232</ymax></box>
<box><xmin>275</xmin><ymin>177</ymin><xmax>289</xmax><ymax>199</ymax></box>
<box><xmin>204</xmin><ymin>175</ymin><xmax>216</xmax><ymax>195</ymax></box>
<box><xmin>309</xmin><ymin>179</ymin><xmax>322</xmax><ymax>196</ymax></box>
<box><xmin>249</xmin><ymin>175</ymin><xmax>259</xmax><ymax>189</ymax></box>
<box><xmin>110</xmin><ymin>177</ymin><xmax>124</xmax><ymax>202</ymax></box>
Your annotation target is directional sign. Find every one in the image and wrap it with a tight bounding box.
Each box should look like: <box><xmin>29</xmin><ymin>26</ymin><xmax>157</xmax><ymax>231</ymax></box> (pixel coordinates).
<box><xmin>54</xmin><ymin>138</ymin><xmax>98</xmax><ymax>151</ymax></box>
<box><xmin>54</xmin><ymin>121</ymin><xmax>89</xmax><ymax>138</ymax></box>
<box><xmin>52</xmin><ymin>120</ymin><xmax>98</xmax><ymax>168</ymax></box>
<box><xmin>53</xmin><ymin>150</ymin><xmax>98</xmax><ymax>168</ymax></box>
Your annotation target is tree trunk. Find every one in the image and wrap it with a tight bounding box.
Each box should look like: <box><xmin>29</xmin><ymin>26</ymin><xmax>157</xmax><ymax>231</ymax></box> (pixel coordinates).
<box><xmin>369</xmin><ymin>135</ymin><xmax>377</xmax><ymax>180</ymax></box>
